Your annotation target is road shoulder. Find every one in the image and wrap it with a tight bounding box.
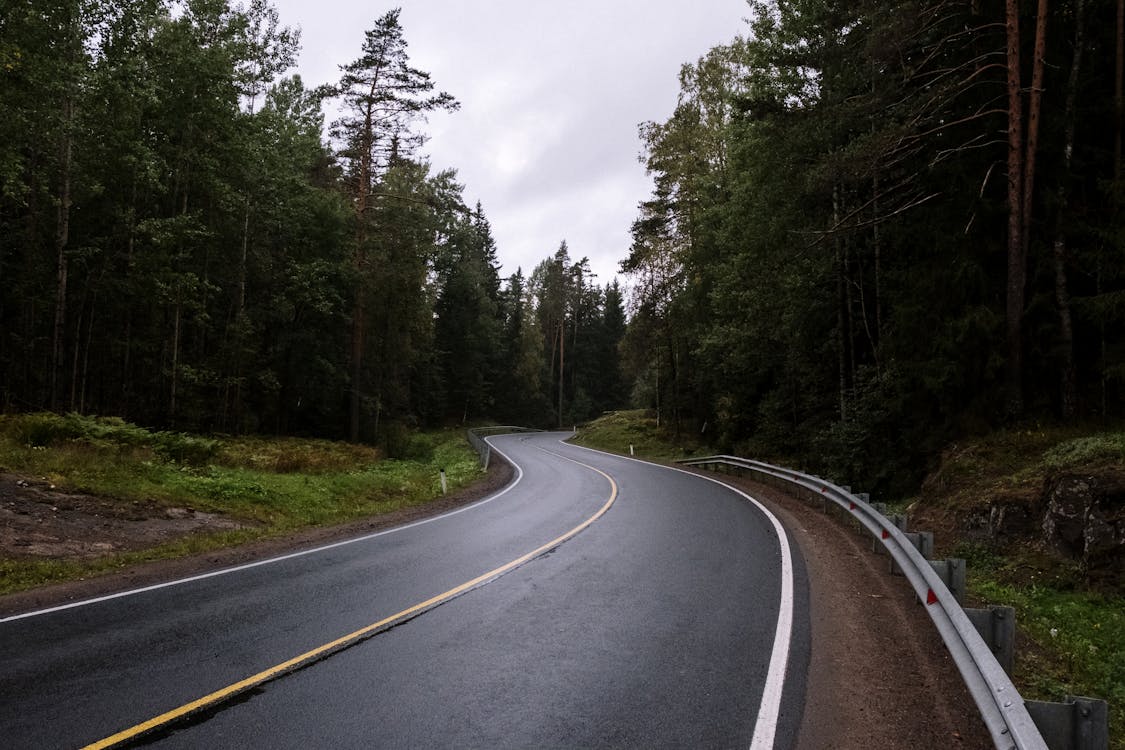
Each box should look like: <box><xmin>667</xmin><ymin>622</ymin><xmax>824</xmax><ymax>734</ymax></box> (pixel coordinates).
<box><xmin>0</xmin><ymin>457</ymin><xmax>514</xmax><ymax>619</ymax></box>
<box><xmin>693</xmin><ymin>471</ymin><xmax>994</xmax><ymax>750</ymax></box>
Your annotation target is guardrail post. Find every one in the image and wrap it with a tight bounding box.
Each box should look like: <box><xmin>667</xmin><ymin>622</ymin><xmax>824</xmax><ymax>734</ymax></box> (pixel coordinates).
<box><xmin>927</xmin><ymin>558</ymin><xmax>967</xmax><ymax>604</ymax></box>
<box><xmin>891</xmin><ymin>531</ymin><xmax>933</xmax><ymax>575</ymax></box>
<box><xmin>1024</xmin><ymin>696</ymin><xmax>1108</xmax><ymax>750</ymax></box>
<box><xmin>869</xmin><ymin>501</ymin><xmax>887</xmax><ymax>553</ymax></box>
<box><xmin>964</xmin><ymin>605</ymin><xmax>1016</xmax><ymax>676</ymax></box>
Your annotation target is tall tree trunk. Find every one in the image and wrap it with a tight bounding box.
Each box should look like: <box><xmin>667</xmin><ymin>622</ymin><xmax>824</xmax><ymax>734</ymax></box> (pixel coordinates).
<box><xmin>69</xmin><ymin>303</ymin><xmax>83</xmax><ymax>411</ymax></box>
<box><xmin>1005</xmin><ymin>0</ymin><xmax>1026</xmax><ymax>418</ymax></box>
<box><xmin>170</xmin><ymin>297</ymin><xmax>182</xmax><ymax>424</ymax></box>
<box><xmin>1116</xmin><ymin>0</ymin><xmax>1123</xmax><ymax>181</ymax></box>
<box><xmin>1110</xmin><ymin>0</ymin><xmax>1124</xmax><ymax>417</ymax></box>
<box><xmin>121</xmin><ymin>181</ymin><xmax>137</xmax><ymax>417</ymax></box>
<box><xmin>51</xmin><ymin>94</ymin><xmax>74</xmax><ymax>412</ymax></box>
<box><xmin>1053</xmin><ymin>0</ymin><xmax>1084</xmax><ymax>419</ymax></box>
<box><xmin>79</xmin><ymin>288</ymin><xmax>95</xmax><ymax>414</ymax></box>
<box><xmin>557</xmin><ymin>320</ymin><xmax>565</xmax><ymax>428</ymax></box>
<box><xmin>834</xmin><ymin>186</ymin><xmax>848</xmax><ymax>422</ymax></box>
<box><xmin>873</xmin><ymin>175</ymin><xmax>883</xmax><ymax>342</ymax></box>
<box><xmin>350</xmin><ymin>297</ymin><xmax>365</xmax><ymax>442</ymax></box>
<box><xmin>1021</xmin><ymin>0</ymin><xmax>1049</xmax><ymax>260</ymax></box>
<box><xmin>231</xmin><ymin>198</ymin><xmax>252</xmax><ymax>432</ymax></box>
<box><xmin>348</xmin><ymin>101</ymin><xmax>377</xmax><ymax>443</ymax></box>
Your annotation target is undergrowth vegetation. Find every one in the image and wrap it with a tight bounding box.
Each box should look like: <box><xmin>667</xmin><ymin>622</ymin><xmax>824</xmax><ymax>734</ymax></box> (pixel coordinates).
<box><xmin>0</xmin><ymin>413</ymin><xmax>483</xmax><ymax>594</ymax></box>
<box><xmin>974</xmin><ymin>577</ymin><xmax>1124</xmax><ymax>724</ymax></box>
<box><xmin>571</xmin><ymin>409</ymin><xmax>703</xmax><ymax>460</ymax></box>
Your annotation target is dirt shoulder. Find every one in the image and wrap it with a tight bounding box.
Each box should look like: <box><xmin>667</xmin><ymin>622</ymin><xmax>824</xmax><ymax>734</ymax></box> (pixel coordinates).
<box><xmin>0</xmin><ymin>458</ymin><xmax>513</xmax><ymax>618</ymax></box>
<box><xmin>693</xmin><ymin>470</ymin><xmax>994</xmax><ymax>749</ymax></box>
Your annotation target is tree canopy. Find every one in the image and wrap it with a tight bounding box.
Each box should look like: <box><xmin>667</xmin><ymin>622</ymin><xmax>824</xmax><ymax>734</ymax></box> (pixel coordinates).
<box><xmin>622</xmin><ymin>0</ymin><xmax>1125</xmax><ymax>496</ymax></box>
<box><xmin>0</xmin><ymin>1</ymin><xmax>628</xmax><ymax>447</ymax></box>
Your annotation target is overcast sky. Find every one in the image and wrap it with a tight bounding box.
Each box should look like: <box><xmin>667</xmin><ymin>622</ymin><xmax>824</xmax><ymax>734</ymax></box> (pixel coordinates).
<box><xmin>270</xmin><ymin>0</ymin><xmax>749</xmax><ymax>284</ymax></box>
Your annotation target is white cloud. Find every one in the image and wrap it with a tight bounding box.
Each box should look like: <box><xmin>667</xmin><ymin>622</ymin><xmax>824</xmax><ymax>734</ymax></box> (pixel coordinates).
<box><xmin>270</xmin><ymin>0</ymin><xmax>750</xmax><ymax>284</ymax></box>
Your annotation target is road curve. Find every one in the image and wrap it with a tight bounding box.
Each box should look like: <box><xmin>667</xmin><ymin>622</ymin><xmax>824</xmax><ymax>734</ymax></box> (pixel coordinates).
<box><xmin>0</xmin><ymin>432</ymin><xmax>809</xmax><ymax>749</ymax></box>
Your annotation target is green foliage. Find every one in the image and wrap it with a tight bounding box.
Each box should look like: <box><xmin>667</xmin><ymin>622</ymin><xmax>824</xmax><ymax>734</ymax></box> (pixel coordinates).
<box><xmin>971</xmin><ymin>579</ymin><xmax>1125</xmax><ymax>749</ymax></box>
<box><xmin>0</xmin><ymin>425</ymin><xmax>483</xmax><ymax>593</ymax></box>
<box><xmin>571</xmin><ymin>410</ymin><xmax>703</xmax><ymax>461</ymax></box>
<box><xmin>620</xmin><ymin>0</ymin><xmax>1125</xmax><ymax>499</ymax></box>
<box><xmin>0</xmin><ymin>413</ymin><xmax>217</xmax><ymax>465</ymax></box>
<box><xmin>150</xmin><ymin>432</ymin><xmax>219</xmax><ymax>466</ymax></box>
<box><xmin>216</xmin><ymin>435</ymin><xmax>381</xmax><ymax>473</ymax></box>
<box><xmin>1043</xmin><ymin>434</ymin><xmax>1125</xmax><ymax>470</ymax></box>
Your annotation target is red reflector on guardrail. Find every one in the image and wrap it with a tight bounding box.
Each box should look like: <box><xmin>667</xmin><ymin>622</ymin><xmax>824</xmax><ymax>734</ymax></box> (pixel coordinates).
<box><xmin>882</xmin><ymin>529</ymin><xmax>890</xmax><ymax>539</ymax></box>
<box><xmin>926</xmin><ymin>589</ymin><xmax>938</xmax><ymax>605</ymax></box>
<box><xmin>849</xmin><ymin>502</ymin><xmax>856</xmax><ymax>510</ymax></box>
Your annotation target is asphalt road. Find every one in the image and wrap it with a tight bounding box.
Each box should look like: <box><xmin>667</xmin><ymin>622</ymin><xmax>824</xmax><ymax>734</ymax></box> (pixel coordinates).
<box><xmin>0</xmin><ymin>432</ymin><xmax>809</xmax><ymax>749</ymax></box>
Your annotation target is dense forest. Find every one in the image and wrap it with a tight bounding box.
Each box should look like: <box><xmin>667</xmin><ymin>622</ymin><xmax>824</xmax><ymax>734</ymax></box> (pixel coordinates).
<box><xmin>3</xmin><ymin>0</ymin><xmax>1123</xmax><ymax>495</ymax></box>
<box><xmin>0</xmin><ymin>1</ymin><xmax>627</xmax><ymax>449</ymax></box>
<box><xmin>622</xmin><ymin>0</ymin><xmax>1125</xmax><ymax>495</ymax></box>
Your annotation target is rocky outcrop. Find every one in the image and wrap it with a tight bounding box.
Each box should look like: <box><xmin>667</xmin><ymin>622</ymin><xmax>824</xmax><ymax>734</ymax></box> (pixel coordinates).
<box><xmin>988</xmin><ymin>499</ymin><xmax>1036</xmax><ymax>539</ymax></box>
<box><xmin>1042</xmin><ymin>471</ymin><xmax>1125</xmax><ymax>583</ymax></box>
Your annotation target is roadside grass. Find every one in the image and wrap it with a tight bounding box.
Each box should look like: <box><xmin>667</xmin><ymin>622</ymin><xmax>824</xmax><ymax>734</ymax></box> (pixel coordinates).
<box><xmin>0</xmin><ymin>413</ymin><xmax>483</xmax><ymax>595</ymax></box>
<box><xmin>922</xmin><ymin>425</ymin><xmax>1125</xmax><ymax>509</ymax></box>
<box><xmin>0</xmin><ymin>528</ymin><xmax>264</xmax><ymax>596</ymax></box>
<box><xmin>972</xmin><ymin>576</ymin><xmax>1125</xmax><ymax>715</ymax></box>
<box><xmin>571</xmin><ymin>409</ymin><xmax>705</xmax><ymax>460</ymax></box>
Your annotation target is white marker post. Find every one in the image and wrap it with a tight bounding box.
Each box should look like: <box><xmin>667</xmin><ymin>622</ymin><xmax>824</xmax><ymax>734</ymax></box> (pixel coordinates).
<box><xmin>440</xmin><ymin>469</ymin><xmax>447</xmax><ymax>495</ymax></box>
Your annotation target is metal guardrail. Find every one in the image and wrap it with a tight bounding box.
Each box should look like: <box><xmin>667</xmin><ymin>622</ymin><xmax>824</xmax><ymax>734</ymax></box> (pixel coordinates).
<box><xmin>465</xmin><ymin>426</ymin><xmax>544</xmax><ymax>469</ymax></box>
<box><xmin>677</xmin><ymin>454</ymin><xmax>1050</xmax><ymax>750</ymax></box>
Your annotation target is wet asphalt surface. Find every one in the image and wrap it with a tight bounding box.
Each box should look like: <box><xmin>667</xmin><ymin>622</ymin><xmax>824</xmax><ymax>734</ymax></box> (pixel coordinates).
<box><xmin>0</xmin><ymin>433</ymin><xmax>809</xmax><ymax>749</ymax></box>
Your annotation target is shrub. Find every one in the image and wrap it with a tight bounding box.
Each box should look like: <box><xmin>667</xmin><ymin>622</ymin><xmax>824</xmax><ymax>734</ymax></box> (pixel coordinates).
<box><xmin>152</xmin><ymin>431</ymin><xmax>218</xmax><ymax>466</ymax></box>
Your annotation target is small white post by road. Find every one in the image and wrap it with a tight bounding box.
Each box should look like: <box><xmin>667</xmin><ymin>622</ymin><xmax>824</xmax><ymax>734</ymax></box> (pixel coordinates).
<box><xmin>630</xmin><ymin>444</ymin><xmax>635</xmax><ymax>456</ymax></box>
<box><xmin>440</xmin><ymin>469</ymin><xmax>447</xmax><ymax>495</ymax></box>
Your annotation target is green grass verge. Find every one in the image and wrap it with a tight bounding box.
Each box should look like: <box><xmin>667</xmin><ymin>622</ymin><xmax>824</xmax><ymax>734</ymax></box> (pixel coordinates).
<box><xmin>0</xmin><ymin>413</ymin><xmax>483</xmax><ymax>596</ymax></box>
<box><xmin>972</xmin><ymin>575</ymin><xmax>1124</xmax><ymax>749</ymax></box>
<box><xmin>571</xmin><ymin>409</ymin><xmax>705</xmax><ymax>460</ymax></box>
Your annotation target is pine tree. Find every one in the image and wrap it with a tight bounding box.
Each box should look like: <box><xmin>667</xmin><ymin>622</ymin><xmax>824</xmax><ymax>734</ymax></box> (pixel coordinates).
<box><xmin>326</xmin><ymin>8</ymin><xmax>457</xmax><ymax>441</ymax></box>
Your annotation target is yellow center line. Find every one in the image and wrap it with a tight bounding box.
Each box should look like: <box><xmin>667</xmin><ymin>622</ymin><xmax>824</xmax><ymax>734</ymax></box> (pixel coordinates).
<box><xmin>82</xmin><ymin>453</ymin><xmax>617</xmax><ymax>750</ymax></box>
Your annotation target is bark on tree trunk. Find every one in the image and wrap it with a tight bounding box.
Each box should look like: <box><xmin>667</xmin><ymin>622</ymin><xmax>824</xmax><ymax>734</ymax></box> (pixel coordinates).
<box><xmin>1005</xmin><ymin>0</ymin><xmax>1026</xmax><ymax>418</ymax></box>
<box><xmin>170</xmin><ymin>298</ymin><xmax>181</xmax><ymax>423</ymax></box>
<box><xmin>1021</xmin><ymin>0</ymin><xmax>1049</xmax><ymax>260</ymax></box>
<box><xmin>350</xmin><ymin>297</ymin><xmax>365</xmax><ymax>442</ymax></box>
<box><xmin>557</xmin><ymin>320</ymin><xmax>565</xmax><ymax>428</ymax></box>
<box><xmin>834</xmin><ymin>186</ymin><xmax>848</xmax><ymax>422</ymax></box>
<box><xmin>1053</xmin><ymin>0</ymin><xmax>1084</xmax><ymax>419</ymax></box>
<box><xmin>79</xmin><ymin>288</ymin><xmax>95</xmax><ymax>415</ymax></box>
<box><xmin>348</xmin><ymin>99</ymin><xmax>378</xmax><ymax>443</ymax></box>
<box><xmin>1116</xmin><ymin>0</ymin><xmax>1123</xmax><ymax>181</ymax></box>
<box><xmin>51</xmin><ymin>94</ymin><xmax>74</xmax><ymax>412</ymax></box>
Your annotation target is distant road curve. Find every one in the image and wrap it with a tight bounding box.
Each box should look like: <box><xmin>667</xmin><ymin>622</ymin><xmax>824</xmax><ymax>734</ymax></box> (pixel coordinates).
<box><xmin>0</xmin><ymin>432</ymin><xmax>807</xmax><ymax>749</ymax></box>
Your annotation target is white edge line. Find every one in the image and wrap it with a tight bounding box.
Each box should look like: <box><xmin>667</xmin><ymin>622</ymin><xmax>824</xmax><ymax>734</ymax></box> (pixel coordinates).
<box><xmin>0</xmin><ymin>436</ymin><xmax>526</xmax><ymax>625</ymax></box>
<box><xmin>562</xmin><ymin>439</ymin><xmax>794</xmax><ymax>750</ymax></box>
